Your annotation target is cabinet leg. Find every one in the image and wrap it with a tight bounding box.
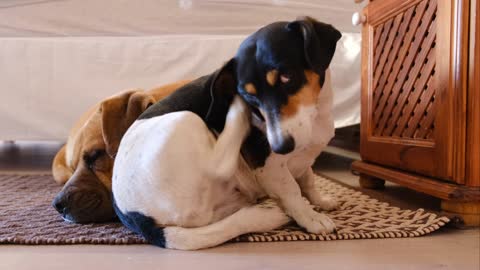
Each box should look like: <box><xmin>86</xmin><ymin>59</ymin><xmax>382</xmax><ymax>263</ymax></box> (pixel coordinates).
<box><xmin>441</xmin><ymin>201</ymin><xmax>480</xmax><ymax>226</ymax></box>
<box><xmin>359</xmin><ymin>174</ymin><xmax>386</xmax><ymax>190</ymax></box>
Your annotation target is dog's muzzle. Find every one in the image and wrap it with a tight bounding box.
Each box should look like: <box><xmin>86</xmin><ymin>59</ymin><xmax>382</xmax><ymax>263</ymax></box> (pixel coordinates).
<box><xmin>52</xmin><ymin>168</ymin><xmax>115</xmax><ymax>223</ymax></box>
<box><xmin>52</xmin><ymin>185</ymin><xmax>114</xmax><ymax>223</ymax></box>
<box><xmin>264</xmin><ymin>114</ymin><xmax>296</xmax><ymax>155</ymax></box>
<box><xmin>250</xmin><ymin>105</ymin><xmax>296</xmax><ymax>155</ymax></box>
<box><xmin>270</xmin><ymin>134</ymin><xmax>295</xmax><ymax>154</ymax></box>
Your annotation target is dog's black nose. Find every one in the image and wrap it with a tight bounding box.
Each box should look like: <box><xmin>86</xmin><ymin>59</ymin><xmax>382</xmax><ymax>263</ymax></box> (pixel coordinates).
<box><xmin>52</xmin><ymin>196</ymin><xmax>66</xmax><ymax>214</ymax></box>
<box><xmin>272</xmin><ymin>135</ymin><xmax>295</xmax><ymax>154</ymax></box>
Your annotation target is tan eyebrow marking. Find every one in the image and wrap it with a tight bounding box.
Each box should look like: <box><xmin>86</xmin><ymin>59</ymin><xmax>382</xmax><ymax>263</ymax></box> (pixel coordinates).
<box><xmin>244</xmin><ymin>83</ymin><xmax>257</xmax><ymax>95</ymax></box>
<box><xmin>266</xmin><ymin>69</ymin><xmax>278</xmax><ymax>86</ymax></box>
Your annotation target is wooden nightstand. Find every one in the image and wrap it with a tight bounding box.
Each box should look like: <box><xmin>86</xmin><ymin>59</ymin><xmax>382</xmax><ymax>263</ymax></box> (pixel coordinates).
<box><xmin>351</xmin><ymin>0</ymin><xmax>480</xmax><ymax>225</ymax></box>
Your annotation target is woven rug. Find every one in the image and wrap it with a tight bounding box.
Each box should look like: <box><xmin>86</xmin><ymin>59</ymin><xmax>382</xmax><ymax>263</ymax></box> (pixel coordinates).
<box><xmin>0</xmin><ymin>174</ymin><xmax>449</xmax><ymax>245</ymax></box>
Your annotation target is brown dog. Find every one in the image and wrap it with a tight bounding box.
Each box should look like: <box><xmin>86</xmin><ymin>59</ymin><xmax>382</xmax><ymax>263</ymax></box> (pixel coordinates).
<box><xmin>51</xmin><ymin>80</ymin><xmax>189</xmax><ymax>223</ymax></box>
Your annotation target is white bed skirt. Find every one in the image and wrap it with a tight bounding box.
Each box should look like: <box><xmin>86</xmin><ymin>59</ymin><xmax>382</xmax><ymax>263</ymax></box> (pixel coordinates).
<box><xmin>0</xmin><ymin>34</ymin><xmax>360</xmax><ymax>141</ymax></box>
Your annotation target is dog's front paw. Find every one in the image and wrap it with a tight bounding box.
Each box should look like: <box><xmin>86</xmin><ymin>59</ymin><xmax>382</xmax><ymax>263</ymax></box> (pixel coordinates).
<box><xmin>307</xmin><ymin>193</ymin><xmax>339</xmax><ymax>211</ymax></box>
<box><xmin>296</xmin><ymin>210</ymin><xmax>336</xmax><ymax>234</ymax></box>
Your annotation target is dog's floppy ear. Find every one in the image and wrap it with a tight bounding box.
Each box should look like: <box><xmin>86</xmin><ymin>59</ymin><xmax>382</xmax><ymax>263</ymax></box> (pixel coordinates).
<box><xmin>211</xmin><ymin>58</ymin><xmax>237</xmax><ymax>100</ymax></box>
<box><xmin>287</xmin><ymin>16</ymin><xmax>342</xmax><ymax>73</ymax></box>
<box><xmin>206</xmin><ymin>59</ymin><xmax>237</xmax><ymax>119</ymax></box>
<box><xmin>100</xmin><ymin>90</ymin><xmax>155</xmax><ymax>158</ymax></box>
<box><xmin>52</xmin><ymin>145</ymin><xmax>73</xmax><ymax>184</ymax></box>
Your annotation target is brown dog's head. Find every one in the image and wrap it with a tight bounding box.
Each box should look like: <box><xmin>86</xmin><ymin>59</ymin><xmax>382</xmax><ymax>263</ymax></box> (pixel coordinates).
<box><xmin>51</xmin><ymin>89</ymin><xmax>159</xmax><ymax>223</ymax></box>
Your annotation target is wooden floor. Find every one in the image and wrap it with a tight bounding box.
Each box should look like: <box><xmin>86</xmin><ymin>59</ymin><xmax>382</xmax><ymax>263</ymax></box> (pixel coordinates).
<box><xmin>0</xmin><ymin>141</ymin><xmax>479</xmax><ymax>270</ymax></box>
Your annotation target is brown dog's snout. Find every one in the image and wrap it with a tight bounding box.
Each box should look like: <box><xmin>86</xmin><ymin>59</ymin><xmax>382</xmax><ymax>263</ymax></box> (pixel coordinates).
<box><xmin>52</xmin><ymin>185</ymin><xmax>114</xmax><ymax>223</ymax></box>
<box><xmin>52</xmin><ymin>193</ymin><xmax>67</xmax><ymax>214</ymax></box>
<box><xmin>52</xmin><ymin>188</ymin><xmax>102</xmax><ymax>215</ymax></box>
<box><xmin>52</xmin><ymin>167</ymin><xmax>115</xmax><ymax>223</ymax></box>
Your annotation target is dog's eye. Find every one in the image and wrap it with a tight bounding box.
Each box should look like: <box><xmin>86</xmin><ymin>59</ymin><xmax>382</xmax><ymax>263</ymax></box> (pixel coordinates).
<box><xmin>280</xmin><ymin>74</ymin><xmax>291</xmax><ymax>84</ymax></box>
<box><xmin>84</xmin><ymin>149</ymin><xmax>105</xmax><ymax>169</ymax></box>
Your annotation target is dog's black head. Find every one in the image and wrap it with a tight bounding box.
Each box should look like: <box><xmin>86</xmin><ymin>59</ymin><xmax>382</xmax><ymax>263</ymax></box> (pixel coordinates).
<box><xmin>230</xmin><ymin>16</ymin><xmax>341</xmax><ymax>154</ymax></box>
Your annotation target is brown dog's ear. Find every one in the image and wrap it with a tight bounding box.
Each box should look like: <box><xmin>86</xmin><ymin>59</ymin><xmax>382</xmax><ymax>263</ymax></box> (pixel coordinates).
<box><xmin>52</xmin><ymin>144</ymin><xmax>73</xmax><ymax>184</ymax></box>
<box><xmin>100</xmin><ymin>90</ymin><xmax>155</xmax><ymax>158</ymax></box>
<box><xmin>287</xmin><ymin>16</ymin><xmax>342</xmax><ymax>74</ymax></box>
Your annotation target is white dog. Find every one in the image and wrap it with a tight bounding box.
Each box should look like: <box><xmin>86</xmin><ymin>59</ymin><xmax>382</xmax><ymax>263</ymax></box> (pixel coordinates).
<box><xmin>113</xmin><ymin>17</ymin><xmax>342</xmax><ymax>250</ymax></box>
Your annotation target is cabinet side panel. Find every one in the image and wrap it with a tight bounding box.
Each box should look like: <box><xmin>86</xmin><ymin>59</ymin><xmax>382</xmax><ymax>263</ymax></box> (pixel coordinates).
<box><xmin>467</xmin><ymin>0</ymin><xmax>480</xmax><ymax>186</ymax></box>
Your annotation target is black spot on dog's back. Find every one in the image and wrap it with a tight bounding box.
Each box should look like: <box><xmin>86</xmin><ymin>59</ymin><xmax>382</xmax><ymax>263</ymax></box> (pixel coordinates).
<box><xmin>138</xmin><ymin>61</ymin><xmax>237</xmax><ymax>134</ymax></box>
<box><xmin>139</xmin><ymin>75</ymin><xmax>212</xmax><ymax>121</ymax></box>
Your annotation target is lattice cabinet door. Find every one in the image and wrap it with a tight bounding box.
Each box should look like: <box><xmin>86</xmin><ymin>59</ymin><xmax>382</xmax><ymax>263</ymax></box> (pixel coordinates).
<box><xmin>360</xmin><ymin>0</ymin><xmax>468</xmax><ymax>183</ymax></box>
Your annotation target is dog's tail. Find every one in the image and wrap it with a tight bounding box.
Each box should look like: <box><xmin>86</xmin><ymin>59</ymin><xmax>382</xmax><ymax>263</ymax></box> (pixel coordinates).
<box><xmin>114</xmin><ymin>201</ymin><xmax>290</xmax><ymax>250</ymax></box>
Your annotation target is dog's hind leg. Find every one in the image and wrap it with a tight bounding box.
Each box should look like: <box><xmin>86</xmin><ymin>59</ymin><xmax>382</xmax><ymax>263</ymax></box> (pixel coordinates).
<box><xmin>296</xmin><ymin>167</ymin><xmax>338</xmax><ymax>211</ymax></box>
<box><xmin>162</xmin><ymin>204</ymin><xmax>290</xmax><ymax>250</ymax></box>
<box><xmin>208</xmin><ymin>96</ymin><xmax>251</xmax><ymax>180</ymax></box>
